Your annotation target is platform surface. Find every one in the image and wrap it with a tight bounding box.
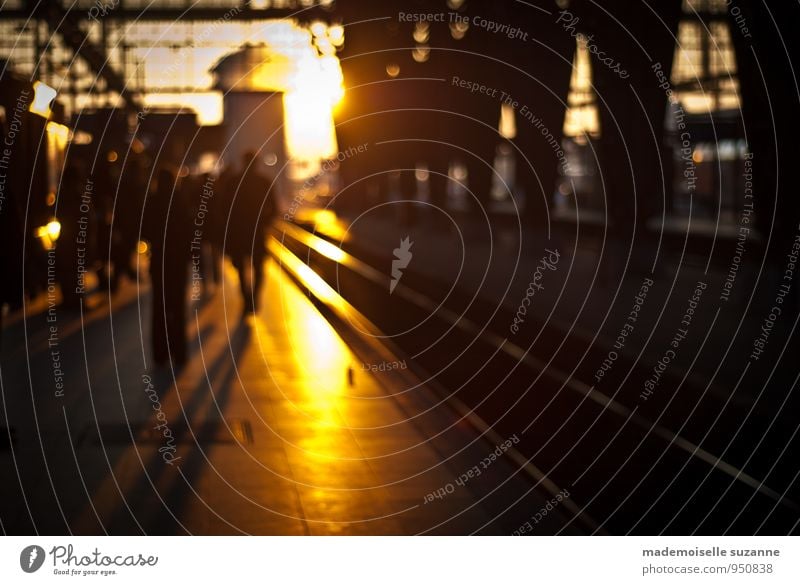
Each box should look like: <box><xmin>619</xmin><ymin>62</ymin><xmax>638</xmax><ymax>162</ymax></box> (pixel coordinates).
<box><xmin>0</xmin><ymin>259</ymin><xmax>574</xmax><ymax>535</ymax></box>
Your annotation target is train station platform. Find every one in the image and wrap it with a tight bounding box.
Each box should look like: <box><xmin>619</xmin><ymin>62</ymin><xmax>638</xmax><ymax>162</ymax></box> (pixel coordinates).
<box><xmin>0</xmin><ymin>254</ymin><xmax>579</xmax><ymax>535</ymax></box>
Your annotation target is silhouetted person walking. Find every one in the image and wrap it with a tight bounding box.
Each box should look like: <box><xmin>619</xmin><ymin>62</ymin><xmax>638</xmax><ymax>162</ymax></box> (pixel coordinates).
<box><xmin>144</xmin><ymin>168</ymin><xmax>191</xmax><ymax>367</ymax></box>
<box><xmin>227</xmin><ymin>152</ymin><xmax>276</xmax><ymax>316</ymax></box>
<box><xmin>55</xmin><ymin>162</ymin><xmax>87</xmax><ymax>310</ymax></box>
<box><xmin>93</xmin><ymin>159</ymin><xmax>114</xmax><ymax>292</ymax></box>
<box><xmin>110</xmin><ymin>155</ymin><xmax>146</xmax><ymax>291</ymax></box>
<box><xmin>189</xmin><ymin>172</ymin><xmax>222</xmax><ymax>296</ymax></box>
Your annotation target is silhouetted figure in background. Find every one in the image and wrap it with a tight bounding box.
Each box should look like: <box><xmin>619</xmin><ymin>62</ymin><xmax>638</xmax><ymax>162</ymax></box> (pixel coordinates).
<box><xmin>206</xmin><ymin>173</ymin><xmax>225</xmax><ymax>290</ymax></box>
<box><xmin>55</xmin><ymin>162</ymin><xmax>87</xmax><ymax>310</ymax></box>
<box><xmin>144</xmin><ymin>168</ymin><xmax>191</xmax><ymax>367</ymax></box>
<box><xmin>93</xmin><ymin>160</ymin><xmax>115</xmax><ymax>292</ymax></box>
<box><xmin>110</xmin><ymin>155</ymin><xmax>146</xmax><ymax>291</ymax></box>
<box><xmin>187</xmin><ymin>172</ymin><xmax>222</xmax><ymax>296</ymax></box>
<box><xmin>227</xmin><ymin>151</ymin><xmax>276</xmax><ymax>316</ymax></box>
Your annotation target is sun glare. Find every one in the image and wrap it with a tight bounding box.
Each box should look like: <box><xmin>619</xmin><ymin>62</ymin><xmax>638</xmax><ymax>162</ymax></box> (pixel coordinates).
<box><xmin>134</xmin><ymin>18</ymin><xmax>345</xmax><ymax>164</ymax></box>
<box><xmin>283</xmin><ymin>49</ymin><xmax>344</xmax><ymax>164</ymax></box>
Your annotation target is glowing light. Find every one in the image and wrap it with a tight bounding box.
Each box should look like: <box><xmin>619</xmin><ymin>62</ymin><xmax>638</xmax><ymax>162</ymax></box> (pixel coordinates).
<box><xmin>205</xmin><ymin>21</ymin><xmax>345</xmax><ymax>171</ymax></box>
<box><xmin>71</xmin><ymin>130</ymin><xmax>92</xmax><ymax>145</ymax></box>
<box><xmin>193</xmin><ymin>152</ymin><xmax>217</xmax><ymax>175</ymax></box>
<box><xmin>310</xmin><ymin>209</ymin><xmax>348</xmax><ymax>242</ymax></box>
<box><xmin>261</xmin><ymin>257</ymin><xmax>350</xmax><ymax>431</ymax></box>
<box><xmin>310</xmin><ymin>21</ymin><xmax>327</xmax><ymax>38</ymax></box>
<box><xmin>29</xmin><ymin>81</ymin><xmax>56</xmax><ymax>119</ymax></box>
<box><xmin>318</xmin><ymin>55</ymin><xmax>345</xmax><ymax>105</ymax></box>
<box><xmin>315</xmin><ymin>37</ymin><xmax>336</xmax><ymax>56</ymax></box>
<box><xmin>46</xmin><ymin>220</ymin><xmax>61</xmax><ymax>240</ymax></box>
<box><xmin>316</xmin><ymin>239</ymin><xmax>346</xmax><ymax>263</ymax></box>
<box><xmin>412</xmin><ymin>45</ymin><xmax>430</xmax><ymax>63</ymax></box>
<box><xmin>283</xmin><ymin>53</ymin><xmax>343</xmax><ymax>163</ymax></box>
<box><xmin>131</xmin><ymin>138</ymin><xmax>145</xmax><ymax>154</ymax></box>
<box><xmin>563</xmin><ymin>36</ymin><xmax>600</xmax><ymax>139</ymax></box>
<box><xmin>137</xmin><ymin>240</ymin><xmax>149</xmax><ymax>254</ymax></box>
<box><xmin>46</xmin><ymin>122</ymin><xmax>70</xmax><ymax>150</ymax></box>
<box><xmin>284</xmin><ymin>90</ymin><xmax>338</xmax><ymax>162</ymax></box>
<box><xmin>386</xmin><ymin>63</ymin><xmax>400</xmax><ymax>77</ymax></box>
<box><xmin>46</xmin><ymin>123</ymin><xmax>70</xmax><ymax>203</ymax></box>
<box><xmin>35</xmin><ymin>219</ymin><xmax>61</xmax><ymax>250</ymax></box>
<box><xmin>413</xmin><ymin>22</ymin><xmax>430</xmax><ymax>43</ymax></box>
<box><xmin>499</xmin><ymin>103</ymin><xmax>517</xmax><ymax>139</ymax></box>
<box><xmin>263</xmin><ymin>235</ymin><xmax>385</xmax><ymax>454</ymax></box>
<box><xmin>452</xmin><ymin>163</ymin><xmax>468</xmax><ymax>181</ymax></box>
<box><xmin>268</xmin><ymin>238</ymin><xmax>342</xmax><ymax>307</ymax></box>
<box><xmin>137</xmin><ymin>20</ymin><xmax>344</xmax><ymax>127</ymax></box>
<box><xmin>283</xmin><ymin>211</ymin><xmax>350</xmax><ymax>247</ymax></box>
<box><xmin>450</xmin><ymin>20</ymin><xmax>469</xmax><ymax>40</ymax></box>
<box><xmin>328</xmin><ymin>24</ymin><xmax>345</xmax><ymax>47</ymax></box>
<box><xmin>309</xmin><ymin>208</ymin><xmax>336</xmax><ymax>227</ymax></box>
<box><xmin>671</xmin><ymin>20</ymin><xmax>741</xmax><ymax>114</ymax></box>
<box><xmin>107</xmin><ymin>150</ymin><xmax>118</xmax><ymax>163</ymax></box>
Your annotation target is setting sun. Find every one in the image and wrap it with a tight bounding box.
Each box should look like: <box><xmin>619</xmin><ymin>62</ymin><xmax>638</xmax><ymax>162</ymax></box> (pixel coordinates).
<box><xmin>283</xmin><ymin>34</ymin><xmax>344</xmax><ymax>165</ymax></box>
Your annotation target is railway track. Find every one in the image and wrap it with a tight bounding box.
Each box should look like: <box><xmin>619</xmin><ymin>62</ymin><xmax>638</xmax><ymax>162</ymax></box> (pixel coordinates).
<box><xmin>272</xmin><ymin>218</ymin><xmax>800</xmax><ymax>535</ymax></box>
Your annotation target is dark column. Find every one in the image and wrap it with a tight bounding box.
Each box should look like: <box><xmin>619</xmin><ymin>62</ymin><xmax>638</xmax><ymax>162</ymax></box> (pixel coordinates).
<box><xmin>333</xmin><ymin>0</ymin><xmax>415</xmax><ymax>211</ymax></box>
<box><xmin>728</xmin><ymin>0</ymin><xmax>800</xmax><ymax>260</ymax></box>
<box><xmin>571</xmin><ymin>0</ymin><xmax>683</xmax><ymax>244</ymax></box>
<box><xmin>488</xmin><ymin>1</ymin><xmax>576</xmax><ymax>227</ymax></box>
